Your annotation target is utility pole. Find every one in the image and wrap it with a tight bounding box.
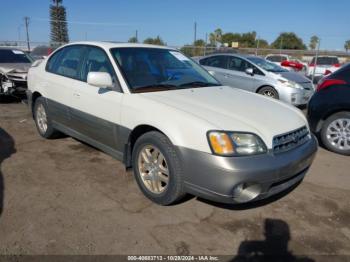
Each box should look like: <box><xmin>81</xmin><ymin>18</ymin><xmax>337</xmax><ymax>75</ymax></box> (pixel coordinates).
<box><xmin>279</xmin><ymin>37</ymin><xmax>283</xmax><ymax>55</ymax></box>
<box><xmin>311</xmin><ymin>38</ymin><xmax>321</xmax><ymax>85</ymax></box>
<box><xmin>24</xmin><ymin>17</ymin><xmax>30</xmax><ymax>52</ymax></box>
<box><xmin>17</xmin><ymin>25</ymin><xmax>22</xmax><ymax>42</ymax></box>
<box><xmin>204</xmin><ymin>32</ymin><xmax>208</xmax><ymax>56</ymax></box>
<box><xmin>255</xmin><ymin>35</ymin><xmax>260</xmax><ymax>56</ymax></box>
<box><xmin>194</xmin><ymin>22</ymin><xmax>197</xmax><ymax>44</ymax></box>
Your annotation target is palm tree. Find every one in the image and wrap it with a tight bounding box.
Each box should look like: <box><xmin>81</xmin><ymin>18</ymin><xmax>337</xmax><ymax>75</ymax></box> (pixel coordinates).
<box><xmin>345</xmin><ymin>40</ymin><xmax>350</xmax><ymax>52</ymax></box>
<box><xmin>50</xmin><ymin>0</ymin><xmax>69</xmax><ymax>45</ymax></box>
<box><xmin>209</xmin><ymin>28</ymin><xmax>222</xmax><ymax>46</ymax></box>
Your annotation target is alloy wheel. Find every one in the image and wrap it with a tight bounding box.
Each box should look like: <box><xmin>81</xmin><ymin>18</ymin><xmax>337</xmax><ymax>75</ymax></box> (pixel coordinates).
<box><xmin>36</xmin><ymin>104</ymin><xmax>48</xmax><ymax>134</ymax></box>
<box><xmin>262</xmin><ymin>90</ymin><xmax>276</xmax><ymax>98</ymax></box>
<box><xmin>326</xmin><ymin>118</ymin><xmax>350</xmax><ymax>151</ymax></box>
<box><xmin>137</xmin><ymin>145</ymin><xmax>169</xmax><ymax>194</ymax></box>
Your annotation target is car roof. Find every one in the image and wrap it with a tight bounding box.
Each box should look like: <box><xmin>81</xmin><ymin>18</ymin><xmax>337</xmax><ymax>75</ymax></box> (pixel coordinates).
<box><xmin>201</xmin><ymin>53</ymin><xmax>249</xmax><ymax>59</ymax></box>
<box><xmin>266</xmin><ymin>54</ymin><xmax>288</xmax><ymax>57</ymax></box>
<box><xmin>312</xmin><ymin>55</ymin><xmax>338</xmax><ymax>58</ymax></box>
<box><xmin>61</xmin><ymin>41</ymin><xmax>177</xmax><ymax>51</ymax></box>
<box><xmin>0</xmin><ymin>47</ymin><xmax>24</xmax><ymax>51</ymax></box>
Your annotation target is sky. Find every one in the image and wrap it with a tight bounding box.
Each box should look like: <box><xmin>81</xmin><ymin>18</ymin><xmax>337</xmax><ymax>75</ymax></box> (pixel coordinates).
<box><xmin>1</xmin><ymin>0</ymin><xmax>349</xmax><ymax>50</ymax></box>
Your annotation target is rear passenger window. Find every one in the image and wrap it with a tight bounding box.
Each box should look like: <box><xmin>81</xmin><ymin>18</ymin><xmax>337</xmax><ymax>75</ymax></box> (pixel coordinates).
<box><xmin>200</xmin><ymin>56</ymin><xmax>227</xmax><ymax>69</ymax></box>
<box><xmin>267</xmin><ymin>56</ymin><xmax>282</xmax><ymax>62</ymax></box>
<box><xmin>80</xmin><ymin>47</ymin><xmax>115</xmax><ymax>82</ymax></box>
<box><xmin>47</xmin><ymin>46</ymin><xmax>86</xmax><ymax>79</ymax></box>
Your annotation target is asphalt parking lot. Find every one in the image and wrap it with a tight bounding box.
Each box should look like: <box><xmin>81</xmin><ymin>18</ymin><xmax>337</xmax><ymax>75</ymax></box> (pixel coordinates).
<box><xmin>0</xmin><ymin>101</ymin><xmax>350</xmax><ymax>260</ymax></box>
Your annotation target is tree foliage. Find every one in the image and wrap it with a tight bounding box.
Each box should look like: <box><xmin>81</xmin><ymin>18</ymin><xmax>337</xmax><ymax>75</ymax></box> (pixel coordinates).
<box><xmin>50</xmin><ymin>0</ymin><xmax>69</xmax><ymax>46</ymax></box>
<box><xmin>344</xmin><ymin>40</ymin><xmax>350</xmax><ymax>52</ymax></box>
<box><xmin>143</xmin><ymin>36</ymin><xmax>166</xmax><ymax>46</ymax></box>
<box><xmin>271</xmin><ymin>32</ymin><xmax>306</xmax><ymax>50</ymax></box>
<box><xmin>309</xmin><ymin>35</ymin><xmax>319</xmax><ymax>50</ymax></box>
<box><xmin>209</xmin><ymin>28</ymin><xmax>223</xmax><ymax>46</ymax></box>
<box><xmin>220</xmin><ymin>31</ymin><xmax>268</xmax><ymax>48</ymax></box>
<box><xmin>128</xmin><ymin>36</ymin><xmax>138</xmax><ymax>43</ymax></box>
<box><xmin>257</xmin><ymin>39</ymin><xmax>269</xmax><ymax>49</ymax></box>
<box><xmin>181</xmin><ymin>39</ymin><xmax>206</xmax><ymax>57</ymax></box>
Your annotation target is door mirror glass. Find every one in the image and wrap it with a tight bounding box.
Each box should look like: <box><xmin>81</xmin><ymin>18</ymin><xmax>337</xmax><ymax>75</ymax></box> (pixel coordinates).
<box><xmin>87</xmin><ymin>72</ymin><xmax>113</xmax><ymax>88</ymax></box>
<box><xmin>245</xmin><ymin>68</ymin><xmax>254</xmax><ymax>76</ymax></box>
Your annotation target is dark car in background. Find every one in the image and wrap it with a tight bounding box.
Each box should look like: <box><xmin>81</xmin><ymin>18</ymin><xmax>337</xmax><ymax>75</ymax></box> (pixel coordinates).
<box><xmin>30</xmin><ymin>45</ymin><xmax>53</xmax><ymax>61</ymax></box>
<box><xmin>307</xmin><ymin>63</ymin><xmax>350</xmax><ymax>155</ymax></box>
<box><xmin>0</xmin><ymin>48</ymin><xmax>33</xmax><ymax>96</ymax></box>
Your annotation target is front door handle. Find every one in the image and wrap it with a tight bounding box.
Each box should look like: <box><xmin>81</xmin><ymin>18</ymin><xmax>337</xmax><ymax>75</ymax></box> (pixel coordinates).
<box><xmin>73</xmin><ymin>93</ymin><xmax>80</xmax><ymax>98</ymax></box>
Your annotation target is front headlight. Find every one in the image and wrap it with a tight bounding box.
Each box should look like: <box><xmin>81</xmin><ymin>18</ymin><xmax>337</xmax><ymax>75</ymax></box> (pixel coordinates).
<box><xmin>208</xmin><ymin>131</ymin><xmax>267</xmax><ymax>156</ymax></box>
<box><xmin>278</xmin><ymin>79</ymin><xmax>303</xmax><ymax>89</ymax></box>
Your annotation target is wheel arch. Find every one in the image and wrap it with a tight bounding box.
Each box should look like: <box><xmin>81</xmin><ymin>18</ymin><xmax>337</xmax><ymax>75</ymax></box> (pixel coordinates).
<box><xmin>31</xmin><ymin>91</ymin><xmax>43</xmax><ymax>117</ymax></box>
<box><xmin>124</xmin><ymin>124</ymin><xmax>167</xmax><ymax>168</ymax></box>
<box><xmin>256</xmin><ymin>85</ymin><xmax>277</xmax><ymax>94</ymax></box>
<box><xmin>316</xmin><ymin>109</ymin><xmax>350</xmax><ymax>133</ymax></box>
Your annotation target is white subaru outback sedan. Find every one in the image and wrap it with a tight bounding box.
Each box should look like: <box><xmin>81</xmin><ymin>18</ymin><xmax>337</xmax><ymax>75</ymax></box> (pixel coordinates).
<box><xmin>27</xmin><ymin>42</ymin><xmax>318</xmax><ymax>205</ymax></box>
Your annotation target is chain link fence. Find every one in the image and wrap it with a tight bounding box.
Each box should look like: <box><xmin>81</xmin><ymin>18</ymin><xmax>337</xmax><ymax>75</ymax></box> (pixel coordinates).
<box><xmin>1</xmin><ymin>40</ymin><xmax>349</xmax><ymax>63</ymax></box>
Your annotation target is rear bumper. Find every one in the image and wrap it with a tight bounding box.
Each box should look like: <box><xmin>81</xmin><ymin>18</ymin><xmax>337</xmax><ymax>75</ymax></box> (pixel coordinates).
<box><xmin>177</xmin><ymin>135</ymin><xmax>318</xmax><ymax>204</ymax></box>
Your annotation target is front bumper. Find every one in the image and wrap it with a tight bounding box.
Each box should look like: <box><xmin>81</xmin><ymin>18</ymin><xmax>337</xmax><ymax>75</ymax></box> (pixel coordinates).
<box><xmin>177</xmin><ymin>135</ymin><xmax>318</xmax><ymax>204</ymax></box>
<box><xmin>279</xmin><ymin>87</ymin><xmax>314</xmax><ymax>106</ymax></box>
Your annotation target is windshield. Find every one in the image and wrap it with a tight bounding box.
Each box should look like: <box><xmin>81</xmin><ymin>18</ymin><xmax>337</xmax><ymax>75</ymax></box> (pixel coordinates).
<box><xmin>247</xmin><ymin>57</ymin><xmax>288</xmax><ymax>73</ymax></box>
<box><xmin>0</xmin><ymin>49</ymin><xmax>33</xmax><ymax>63</ymax></box>
<box><xmin>110</xmin><ymin>48</ymin><xmax>220</xmax><ymax>92</ymax></box>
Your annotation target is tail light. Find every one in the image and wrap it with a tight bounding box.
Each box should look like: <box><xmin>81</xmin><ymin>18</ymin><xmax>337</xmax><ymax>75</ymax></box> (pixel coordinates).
<box><xmin>316</xmin><ymin>79</ymin><xmax>346</xmax><ymax>92</ymax></box>
<box><xmin>333</xmin><ymin>63</ymin><xmax>341</xmax><ymax>67</ymax></box>
<box><xmin>324</xmin><ymin>69</ymin><xmax>332</xmax><ymax>75</ymax></box>
<box><xmin>309</xmin><ymin>63</ymin><xmax>315</xmax><ymax>67</ymax></box>
<box><xmin>281</xmin><ymin>60</ymin><xmax>303</xmax><ymax>71</ymax></box>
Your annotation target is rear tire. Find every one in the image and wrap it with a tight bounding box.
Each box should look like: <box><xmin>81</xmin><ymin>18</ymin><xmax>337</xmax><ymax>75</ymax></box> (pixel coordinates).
<box><xmin>320</xmin><ymin>112</ymin><xmax>350</xmax><ymax>156</ymax></box>
<box><xmin>258</xmin><ymin>86</ymin><xmax>279</xmax><ymax>99</ymax></box>
<box><xmin>132</xmin><ymin>131</ymin><xmax>186</xmax><ymax>205</ymax></box>
<box><xmin>34</xmin><ymin>97</ymin><xmax>59</xmax><ymax>139</ymax></box>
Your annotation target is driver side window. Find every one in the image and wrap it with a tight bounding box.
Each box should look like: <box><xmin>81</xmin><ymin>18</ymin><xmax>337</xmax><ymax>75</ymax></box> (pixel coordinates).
<box><xmin>81</xmin><ymin>47</ymin><xmax>115</xmax><ymax>82</ymax></box>
<box><xmin>227</xmin><ymin>56</ymin><xmax>250</xmax><ymax>72</ymax></box>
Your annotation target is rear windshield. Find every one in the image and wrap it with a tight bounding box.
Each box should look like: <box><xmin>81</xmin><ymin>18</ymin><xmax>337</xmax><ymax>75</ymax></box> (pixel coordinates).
<box><xmin>266</xmin><ymin>55</ymin><xmax>287</xmax><ymax>62</ymax></box>
<box><xmin>311</xmin><ymin>57</ymin><xmax>339</xmax><ymax>65</ymax></box>
<box><xmin>0</xmin><ymin>49</ymin><xmax>32</xmax><ymax>63</ymax></box>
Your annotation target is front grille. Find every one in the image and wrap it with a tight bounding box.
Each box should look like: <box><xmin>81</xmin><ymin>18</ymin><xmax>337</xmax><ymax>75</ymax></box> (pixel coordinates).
<box><xmin>273</xmin><ymin>126</ymin><xmax>310</xmax><ymax>154</ymax></box>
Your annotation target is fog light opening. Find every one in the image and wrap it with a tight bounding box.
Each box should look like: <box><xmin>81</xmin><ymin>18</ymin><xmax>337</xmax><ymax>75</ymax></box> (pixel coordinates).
<box><xmin>232</xmin><ymin>183</ymin><xmax>262</xmax><ymax>203</ymax></box>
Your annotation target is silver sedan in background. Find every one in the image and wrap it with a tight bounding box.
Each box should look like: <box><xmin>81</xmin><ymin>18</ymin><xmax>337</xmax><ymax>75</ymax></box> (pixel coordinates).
<box><xmin>195</xmin><ymin>54</ymin><xmax>314</xmax><ymax>106</ymax></box>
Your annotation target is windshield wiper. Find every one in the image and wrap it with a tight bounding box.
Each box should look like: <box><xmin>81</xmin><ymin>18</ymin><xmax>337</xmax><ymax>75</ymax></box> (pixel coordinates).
<box><xmin>132</xmin><ymin>84</ymin><xmax>179</xmax><ymax>93</ymax></box>
<box><xmin>179</xmin><ymin>81</ymin><xmax>220</xmax><ymax>88</ymax></box>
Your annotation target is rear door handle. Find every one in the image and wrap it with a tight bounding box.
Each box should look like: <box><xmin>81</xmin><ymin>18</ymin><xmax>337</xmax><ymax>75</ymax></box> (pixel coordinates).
<box><xmin>73</xmin><ymin>93</ymin><xmax>80</xmax><ymax>98</ymax></box>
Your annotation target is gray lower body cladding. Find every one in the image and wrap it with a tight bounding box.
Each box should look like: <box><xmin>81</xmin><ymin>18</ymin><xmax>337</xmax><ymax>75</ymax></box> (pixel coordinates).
<box><xmin>28</xmin><ymin>93</ymin><xmax>318</xmax><ymax>204</ymax></box>
<box><xmin>177</xmin><ymin>136</ymin><xmax>318</xmax><ymax>204</ymax></box>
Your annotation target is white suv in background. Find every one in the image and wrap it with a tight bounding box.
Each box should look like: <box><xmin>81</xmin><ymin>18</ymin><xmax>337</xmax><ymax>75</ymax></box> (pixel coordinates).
<box><xmin>27</xmin><ymin>42</ymin><xmax>318</xmax><ymax>205</ymax></box>
<box><xmin>307</xmin><ymin>56</ymin><xmax>341</xmax><ymax>79</ymax></box>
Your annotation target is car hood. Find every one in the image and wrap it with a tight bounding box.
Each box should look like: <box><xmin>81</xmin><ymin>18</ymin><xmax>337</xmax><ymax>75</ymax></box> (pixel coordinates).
<box><xmin>275</xmin><ymin>71</ymin><xmax>311</xmax><ymax>83</ymax></box>
<box><xmin>0</xmin><ymin>63</ymin><xmax>31</xmax><ymax>74</ymax></box>
<box><xmin>140</xmin><ymin>86</ymin><xmax>307</xmax><ymax>148</ymax></box>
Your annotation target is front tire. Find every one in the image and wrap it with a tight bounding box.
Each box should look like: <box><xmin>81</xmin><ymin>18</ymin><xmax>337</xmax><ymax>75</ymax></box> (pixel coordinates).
<box><xmin>132</xmin><ymin>131</ymin><xmax>185</xmax><ymax>205</ymax></box>
<box><xmin>34</xmin><ymin>97</ymin><xmax>59</xmax><ymax>139</ymax></box>
<box><xmin>258</xmin><ymin>86</ymin><xmax>279</xmax><ymax>99</ymax></box>
<box><xmin>320</xmin><ymin>112</ymin><xmax>350</xmax><ymax>156</ymax></box>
